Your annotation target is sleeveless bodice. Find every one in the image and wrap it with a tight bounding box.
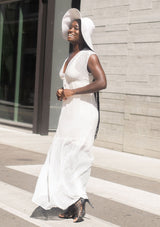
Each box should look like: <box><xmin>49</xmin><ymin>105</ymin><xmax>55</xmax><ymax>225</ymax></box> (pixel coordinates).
<box><xmin>59</xmin><ymin>49</ymin><xmax>96</xmax><ymax>89</ymax></box>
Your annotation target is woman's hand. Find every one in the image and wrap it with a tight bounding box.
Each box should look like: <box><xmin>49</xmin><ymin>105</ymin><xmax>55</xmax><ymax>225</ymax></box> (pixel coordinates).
<box><xmin>56</xmin><ymin>88</ymin><xmax>65</xmax><ymax>101</ymax></box>
<box><xmin>56</xmin><ymin>88</ymin><xmax>74</xmax><ymax>101</ymax></box>
<box><xmin>63</xmin><ymin>89</ymin><xmax>74</xmax><ymax>98</ymax></box>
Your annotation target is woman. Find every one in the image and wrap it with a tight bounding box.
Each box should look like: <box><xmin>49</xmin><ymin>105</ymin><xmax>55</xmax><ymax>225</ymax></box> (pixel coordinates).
<box><xmin>32</xmin><ymin>8</ymin><xmax>107</xmax><ymax>223</ymax></box>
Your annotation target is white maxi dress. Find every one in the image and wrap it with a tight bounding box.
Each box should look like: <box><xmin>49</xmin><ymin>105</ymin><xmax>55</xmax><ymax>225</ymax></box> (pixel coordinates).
<box><xmin>32</xmin><ymin>49</ymin><xmax>98</xmax><ymax>210</ymax></box>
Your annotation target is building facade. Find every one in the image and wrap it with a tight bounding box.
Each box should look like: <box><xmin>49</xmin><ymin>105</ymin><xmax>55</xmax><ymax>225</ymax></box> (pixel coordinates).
<box><xmin>0</xmin><ymin>0</ymin><xmax>160</xmax><ymax>158</ymax></box>
<box><xmin>81</xmin><ymin>0</ymin><xmax>160</xmax><ymax>158</ymax></box>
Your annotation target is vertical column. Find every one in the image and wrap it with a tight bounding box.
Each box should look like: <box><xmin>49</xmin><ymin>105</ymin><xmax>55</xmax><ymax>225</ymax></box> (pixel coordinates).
<box><xmin>0</xmin><ymin>7</ymin><xmax>4</xmax><ymax>83</ymax></box>
<box><xmin>14</xmin><ymin>6</ymin><xmax>23</xmax><ymax>121</ymax></box>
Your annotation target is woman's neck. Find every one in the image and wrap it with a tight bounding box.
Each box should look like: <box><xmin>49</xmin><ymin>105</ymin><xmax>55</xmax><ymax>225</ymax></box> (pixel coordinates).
<box><xmin>72</xmin><ymin>43</ymin><xmax>85</xmax><ymax>53</ymax></box>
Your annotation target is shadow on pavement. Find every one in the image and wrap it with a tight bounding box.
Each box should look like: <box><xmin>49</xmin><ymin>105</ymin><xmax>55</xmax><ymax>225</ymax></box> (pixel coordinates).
<box><xmin>30</xmin><ymin>206</ymin><xmax>63</xmax><ymax>220</ymax></box>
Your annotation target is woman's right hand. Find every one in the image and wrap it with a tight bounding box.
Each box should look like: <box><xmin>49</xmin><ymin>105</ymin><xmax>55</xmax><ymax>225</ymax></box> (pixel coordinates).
<box><xmin>56</xmin><ymin>88</ymin><xmax>66</xmax><ymax>101</ymax></box>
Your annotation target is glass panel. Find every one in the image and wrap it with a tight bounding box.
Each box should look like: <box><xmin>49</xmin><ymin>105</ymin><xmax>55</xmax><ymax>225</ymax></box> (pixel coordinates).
<box><xmin>0</xmin><ymin>0</ymin><xmax>39</xmax><ymax>124</ymax></box>
<box><xmin>18</xmin><ymin>1</ymin><xmax>39</xmax><ymax>124</ymax></box>
<box><xmin>0</xmin><ymin>3</ymin><xmax>19</xmax><ymax>120</ymax></box>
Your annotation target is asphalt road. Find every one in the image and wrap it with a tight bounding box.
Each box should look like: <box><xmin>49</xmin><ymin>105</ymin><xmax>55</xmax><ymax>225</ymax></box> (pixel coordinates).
<box><xmin>0</xmin><ymin>143</ymin><xmax>160</xmax><ymax>227</ymax></box>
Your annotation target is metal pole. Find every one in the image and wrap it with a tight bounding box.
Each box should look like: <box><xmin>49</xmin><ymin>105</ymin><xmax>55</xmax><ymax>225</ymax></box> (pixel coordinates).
<box><xmin>0</xmin><ymin>7</ymin><xmax>4</xmax><ymax>86</ymax></box>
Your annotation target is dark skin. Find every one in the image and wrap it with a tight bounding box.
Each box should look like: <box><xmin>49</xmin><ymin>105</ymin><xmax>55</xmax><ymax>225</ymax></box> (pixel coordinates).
<box><xmin>57</xmin><ymin>20</ymin><xmax>107</xmax><ymax>101</ymax></box>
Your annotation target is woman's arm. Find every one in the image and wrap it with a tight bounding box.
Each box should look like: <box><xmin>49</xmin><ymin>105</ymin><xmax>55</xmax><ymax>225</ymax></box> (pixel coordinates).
<box><xmin>63</xmin><ymin>54</ymin><xmax>107</xmax><ymax>98</ymax></box>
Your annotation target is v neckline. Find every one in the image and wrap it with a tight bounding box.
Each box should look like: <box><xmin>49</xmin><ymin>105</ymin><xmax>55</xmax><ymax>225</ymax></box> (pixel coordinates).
<box><xmin>62</xmin><ymin>50</ymin><xmax>81</xmax><ymax>74</ymax></box>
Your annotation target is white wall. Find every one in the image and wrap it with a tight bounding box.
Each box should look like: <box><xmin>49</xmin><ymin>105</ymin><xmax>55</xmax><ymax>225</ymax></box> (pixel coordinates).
<box><xmin>81</xmin><ymin>0</ymin><xmax>160</xmax><ymax>158</ymax></box>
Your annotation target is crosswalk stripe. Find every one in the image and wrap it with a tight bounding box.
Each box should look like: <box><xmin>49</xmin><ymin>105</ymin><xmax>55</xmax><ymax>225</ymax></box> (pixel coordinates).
<box><xmin>88</xmin><ymin>177</ymin><xmax>160</xmax><ymax>216</ymax></box>
<box><xmin>92</xmin><ymin>147</ymin><xmax>160</xmax><ymax>182</ymax></box>
<box><xmin>7</xmin><ymin>164</ymin><xmax>160</xmax><ymax>217</ymax></box>
<box><xmin>0</xmin><ymin>181</ymin><xmax>118</xmax><ymax>227</ymax></box>
<box><xmin>0</xmin><ymin>201</ymin><xmax>49</xmax><ymax>227</ymax></box>
<box><xmin>6</xmin><ymin>164</ymin><xmax>42</xmax><ymax>177</ymax></box>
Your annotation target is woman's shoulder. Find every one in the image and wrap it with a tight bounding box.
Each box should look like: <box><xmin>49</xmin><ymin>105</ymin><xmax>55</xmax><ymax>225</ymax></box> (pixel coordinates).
<box><xmin>82</xmin><ymin>48</ymin><xmax>95</xmax><ymax>53</ymax></box>
<box><xmin>81</xmin><ymin>48</ymin><xmax>96</xmax><ymax>59</ymax></box>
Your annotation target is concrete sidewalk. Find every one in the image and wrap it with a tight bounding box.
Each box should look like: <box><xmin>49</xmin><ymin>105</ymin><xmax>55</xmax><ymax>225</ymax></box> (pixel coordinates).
<box><xmin>0</xmin><ymin>124</ymin><xmax>160</xmax><ymax>183</ymax></box>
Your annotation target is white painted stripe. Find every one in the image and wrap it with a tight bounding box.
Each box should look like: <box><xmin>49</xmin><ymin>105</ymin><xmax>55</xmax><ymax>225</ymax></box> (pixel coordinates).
<box><xmin>0</xmin><ymin>181</ymin><xmax>117</xmax><ymax>227</ymax></box>
<box><xmin>88</xmin><ymin>177</ymin><xmax>160</xmax><ymax>216</ymax></box>
<box><xmin>92</xmin><ymin>146</ymin><xmax>160</xmax><ymax>182</ymax></box>
<box><xmin>7</xmin><ymin>164</ymin><xmax>42</xmax><ymax>177</ymax></box>
<box><xmin>7</xmin><ymin>164</ymin><xmax>160</xmax><ymax>216</ymax></box>
<box><xmin>0</xmin><ymin>201</ymin><xmax>49</xmax><ymax>227</ymax></box>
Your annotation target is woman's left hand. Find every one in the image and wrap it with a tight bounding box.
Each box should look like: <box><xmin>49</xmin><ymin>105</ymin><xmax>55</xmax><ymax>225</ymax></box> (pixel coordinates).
<box><xmin>63</xmin><ymin>89</ymin><xmax>74</xmax><ymax>98</ymax></box>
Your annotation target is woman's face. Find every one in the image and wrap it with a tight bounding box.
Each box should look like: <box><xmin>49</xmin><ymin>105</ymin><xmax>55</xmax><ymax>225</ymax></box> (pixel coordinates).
<box><xmin>68</xmin><ymin>20</ymin><xmax>83</xmax><ymax>44</ymax></box>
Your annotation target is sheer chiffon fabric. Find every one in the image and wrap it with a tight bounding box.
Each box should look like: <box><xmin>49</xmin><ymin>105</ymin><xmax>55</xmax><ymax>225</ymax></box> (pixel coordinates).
<box><xmin>32</xmin><ymin>49</ymin><xmax>98</xmax><ymax>210</ymax></box>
